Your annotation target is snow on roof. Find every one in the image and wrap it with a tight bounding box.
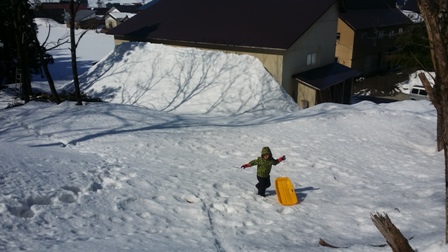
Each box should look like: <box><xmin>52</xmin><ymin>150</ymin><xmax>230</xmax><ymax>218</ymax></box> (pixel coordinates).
<box><xmin>108</xmin><ymin>12</ymin><xmax>135</xmax><ymax>20</ymax></box>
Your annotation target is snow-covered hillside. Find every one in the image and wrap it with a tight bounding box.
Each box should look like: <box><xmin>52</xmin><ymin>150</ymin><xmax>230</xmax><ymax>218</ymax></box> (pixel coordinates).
<box><xmin>0</xmin><ymin>18</ymin><xmax>446</xmax><ymax>252</ymax></box>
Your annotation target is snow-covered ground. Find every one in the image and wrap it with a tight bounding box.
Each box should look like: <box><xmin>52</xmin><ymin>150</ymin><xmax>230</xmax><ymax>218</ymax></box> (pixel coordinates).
<box><xmin>35</xmin><ymin>0</ymin><xmax>147</xmax><ymax>8</ymax></box>
<box><xmin>397</xmin><ymin>70</ymin><xmax>435</xmax><ymax>94</ymax></box>
<box><xmin>0</xmin><ymin>18</ymin><xmax>446</xmax><ymax>251</ymax></box>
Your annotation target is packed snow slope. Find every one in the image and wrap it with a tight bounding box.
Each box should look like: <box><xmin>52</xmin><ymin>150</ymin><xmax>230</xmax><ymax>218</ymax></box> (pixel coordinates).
<box><xmin>0</xmin><ymin>99</ymin><xmax>445</xmax><ymax>251</ymax></box>
<box><xmin>0</xmin><ymin>18</ymin><xmax>446</xmax><ymax>252</ymax></box>
<box><xmin>63</xmin><ymin>42</ymin><xmax>299</xmax><ymax>115</ymax></box>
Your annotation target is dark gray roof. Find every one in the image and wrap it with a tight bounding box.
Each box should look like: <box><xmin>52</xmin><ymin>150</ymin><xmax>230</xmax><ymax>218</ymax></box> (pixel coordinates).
<box><xmin>339</xmin><ymin>8</ymin><xmax>413</xmax><ymax>30</ymax></box>
<box><xmin>93</xmin><ymin>7</ymin><xmax>109</xmax><ymax>16</ymax></box>
<box><xmin>402</xmin><ymin>0</ymin><xmax>419</xmax><ymax>13</ymax></box>
<box><xmin>105</xmin><ymin>4</ymin><xmax>142</xmax><ymax>13</ymax></box>
<box><xmin>340</xmin><ymin>0</ymin><xmax>397</xmax><ymax>11</ymax></box>
<box><xmin>75</xmin><ymin>10</ymin><xmax>96</xmax><ymax>22</ymax></box>
<box><xmin>34</xmin><ymin>9</ymin><xmax>65</xmax><ymax>23</ymax></box>
<box><xmin>293</xmin><ymin>63</ymin><xmax>360</xmax><ymax>90</ymax></box>
<box><xmin>137</xmin><ymin>0</ymin><xmax>159</xmax><ymax>11</ymax></box>
<box><xmin>107</xmin><ymin>0</ymin><xmax>337</xmax><ymax>50</ymax></box>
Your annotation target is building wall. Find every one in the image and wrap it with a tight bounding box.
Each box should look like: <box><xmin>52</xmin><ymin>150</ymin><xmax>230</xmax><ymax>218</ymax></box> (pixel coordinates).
<box><xmin>113</xmin><ymin>38</ymin><xmax>128</xmax><ymax>45</ymax></box>
<box><xmin>337</xmin><ymin>22</ymin><xmax>410</xmax><ymax>76</ymax></box>
<box><xmin>105</xmin><ymin>17</ymin><xmax>118</xmax><ymax>29</ymax></box>
<box><xmin>335</xmin><ymin>19</ymin><xmax>355</xmax><ymax>68</ymax></box>
<box><xmin>297</xmin><ymin>84</ymin><xmax>316</xmax><ymax>108</ymax></box>
<box><xmin>227</xmin><ymin>51</ymin><xmax>284</xmax><ymax>88</ymax></box>
<box><xmin>284</xmin><ymin>3</ymin><xmax>339</xmax><ymax>102</ymax></box>
<box><xmin>106</xmin><ymin>18</ymin><xmax>114</xmax><ymax>29</ymax></box>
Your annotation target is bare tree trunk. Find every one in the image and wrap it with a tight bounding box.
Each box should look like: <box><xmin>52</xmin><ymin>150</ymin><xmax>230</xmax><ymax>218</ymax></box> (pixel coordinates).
<box><xmin>69</xmin><ymin>0</ymin><xmax>82</xmax><ymax>106</ymax></box>
<box><xmin>40</xmin><ymin>51</ymin><xmax>61</xmax><ymax>104</ymax></box>
<box><xmin>416</xmin><ymin>0</ymin><xmax>448</xmax><ymax>243</ymax></box>
<box><xmin>418</xmin><ymin>73</ymin><xmax>444</xmax><ymax>150</ymax></box>
<box><xmin>371</xmin><ymin>212</ymin><xmax>414</xmax><ymax>252</ymax></box>
<box><xmin>30</xmin><ymin>25</ymin><xmax>61</xmax><ymax>104</ymax></box>
<box><xmin>445</xmin><ymin>146</ymin><xmax>448</xmax><ymax>244</ymax></box>
<box><xmin>12</xmin><ymin>0</ymin><xmax>30</xmax><ymax>103</ymax></box>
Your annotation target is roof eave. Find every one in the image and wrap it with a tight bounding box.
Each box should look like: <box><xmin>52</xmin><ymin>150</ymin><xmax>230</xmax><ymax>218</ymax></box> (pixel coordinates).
<box><xmin>113</xmin><ymin>36</ymin><xmax>287</xmax><ymax>54</ymax></box>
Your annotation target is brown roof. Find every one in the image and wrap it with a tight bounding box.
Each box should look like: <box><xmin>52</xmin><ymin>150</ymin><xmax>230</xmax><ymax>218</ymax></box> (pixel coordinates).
<box><xmin>108</xmin><ymin>0</ymin><xmax>337</xmax><ymax>50</ymax></box>
<box><xmin>339</xmin><ymin>8</ymin><xmax>413</xmax><ymax>30</ymax></box>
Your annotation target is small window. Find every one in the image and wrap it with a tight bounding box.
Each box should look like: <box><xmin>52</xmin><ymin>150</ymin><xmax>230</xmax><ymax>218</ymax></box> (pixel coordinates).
<box><xmin>361</xmin><ymin>32</ymin><xmax>367</xmax><ymax>40</ymax></box>
<box><xmin>399</xmin><ymin>28</ymin><xmax>404</xmax><ymax>34</ymax></box>
<box><xmin>389</xmin><ymin>30</ymin><xmax>394</xmax><ymax>38</ymax></box>
<box><xmin>411</xmin><ymin>88</ymin><xmax>419</xmax><ymax>94</ymax></box>
<box><xmin>378</xmin><ymin>30</ymin><xmax>384</xmax><ymax>39</ymax></box>
<box><xmin>419</xmin><ymin>89</ymin><xmax>427</xmax><ymax>95</ymax></box>
<box><xmin>336</xmin><ymin>33</ymin><xmax>340</xmax><ymax>42</ymax></box>
<box><xmin>371</xmin><ymin>31</ymin><xmax>378</xmax><ymax>46</ymax></box>
<box><xmin>307</xmin><ymin>53</ymin><xmax>316</xmax><ymax>66</ymax></box>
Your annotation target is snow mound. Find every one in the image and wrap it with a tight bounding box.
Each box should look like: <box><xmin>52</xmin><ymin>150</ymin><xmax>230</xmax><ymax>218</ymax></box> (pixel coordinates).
<box><xmin>35</xmin><ymin>18</ymin><xmax>64</xmax><ymax>28</ymax></box>
<box><xmin>401</xmin><ymin>10</ymin><xmax>424</xmax><ymax>23</ymax></box>
<box><xmin>65</xmin><ymin>42</ymin><xmax>299</xmax><ymax>115</ymax></box>
<box><xmin>397</xmin><ymin>70</ymin><xmax>435</xmax><ymax>94</ymax></box>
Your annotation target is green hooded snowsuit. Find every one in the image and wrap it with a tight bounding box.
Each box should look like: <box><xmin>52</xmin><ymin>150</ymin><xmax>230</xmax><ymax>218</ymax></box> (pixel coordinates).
<box><xmin>248</xmin><ymin>147</ymin><xmax>280</xmax><ymax>178</ymax></box>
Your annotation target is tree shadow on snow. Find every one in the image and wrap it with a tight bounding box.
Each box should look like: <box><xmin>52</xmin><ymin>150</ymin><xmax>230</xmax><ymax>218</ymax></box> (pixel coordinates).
<box><xmin>74</xmin><ymin>42</ymin><xmax>297</xmax><ymax>115</ymax></box>
<box><xmin>17</xmin><ymin>98</ymin><xmax>302</xmax><ymax>148</ymax></box>
<box><xmin>63</xmin><ymin>43</ymin><xmax>141</xmax><ymax>94</ymax></box>
<box><xmin>32</xmin><ymin>48</ymin><xmax>97</xmax><ymax>82</ymax></box>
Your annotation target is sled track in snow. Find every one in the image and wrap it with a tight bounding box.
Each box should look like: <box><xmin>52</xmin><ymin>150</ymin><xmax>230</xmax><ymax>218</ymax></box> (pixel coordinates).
<box><xmin>201</xmin><ymin>200</ymin><xmax>226</xmax><ymax>252</ymax></box>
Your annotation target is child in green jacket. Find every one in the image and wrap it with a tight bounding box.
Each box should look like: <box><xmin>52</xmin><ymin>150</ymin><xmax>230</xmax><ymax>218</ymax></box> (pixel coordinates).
<box><xmin>241</xmin><ymin>146</ymin><xmax>286</xmax><ymax>197</ymax></box>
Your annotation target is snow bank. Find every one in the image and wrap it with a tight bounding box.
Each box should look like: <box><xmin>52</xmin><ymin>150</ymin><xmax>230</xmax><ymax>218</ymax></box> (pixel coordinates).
<box><xmin>64</xmin><ymin>42</ymin><xmax>299</xmax><ymax>115</ymax></box>
<box><xmin>397</xmin><ymin>70</ymin><xmax>435</xmax><ymax>94</ymax></box>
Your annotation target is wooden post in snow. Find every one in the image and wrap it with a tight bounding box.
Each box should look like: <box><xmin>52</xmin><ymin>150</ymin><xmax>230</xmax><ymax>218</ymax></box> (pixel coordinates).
<box><xmin>370</xmin><ymin>212</ymin><xmax>414</xmax><ymax>252</ymax></box>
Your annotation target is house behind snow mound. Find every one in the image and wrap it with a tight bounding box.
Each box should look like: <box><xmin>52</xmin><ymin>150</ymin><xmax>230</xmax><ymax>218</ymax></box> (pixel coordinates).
<box><xmin>107</xmin><ymin>0</ymin><xmax>359</xmax><ymax>108</ymax></box>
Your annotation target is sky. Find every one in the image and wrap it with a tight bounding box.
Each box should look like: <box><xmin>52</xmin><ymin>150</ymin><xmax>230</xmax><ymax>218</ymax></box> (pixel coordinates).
<box><xmin>0</xmin><ymin>18</ymin><xmax>446</xmax><ymax>251</ymax></box>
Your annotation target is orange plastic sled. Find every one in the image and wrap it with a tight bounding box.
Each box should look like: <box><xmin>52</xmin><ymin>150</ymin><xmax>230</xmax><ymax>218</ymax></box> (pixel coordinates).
<box><xmin>275</xmin><ymin>177</ymin><xmax>298</xmax><ymax>206</ymax></box>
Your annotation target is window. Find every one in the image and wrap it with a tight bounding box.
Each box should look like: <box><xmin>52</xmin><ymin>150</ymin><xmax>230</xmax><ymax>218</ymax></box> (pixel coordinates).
<box><xmin>361</xmin><ymin>32</ymin><xmax>367</xmax><ymax>40</ymax></box>
<box><xmin>336</xmin><ymin>33</ymin><xmax>340</xmax><ymax>42</ymax></box>
<box><xmin>378</xmin><ymin>30</ymin><xmax>384</xmax><ymax>39</ymax></box>
<box><xmin>411</xmin><ymin>87</ymin><xmax>426</xmax><ymax>95</ymax></box>
<box><xmin>372</xmin><ymin>31</ymin><xmax>378</xmax><ymax>46</ymax></box>
<box><xmin>399</xmin><ymin>28</ymin><xmax>404</xmax><ymax>34</ymax></box>
<box><xmin>389</xmin><ymin>30</ymin><xmax>394</xmax><ymax>38</ymax></box>
<box><xmin>307</xmin><ymin>53</ymin><xmax>316</xmax><ymax>66</ymax></box>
